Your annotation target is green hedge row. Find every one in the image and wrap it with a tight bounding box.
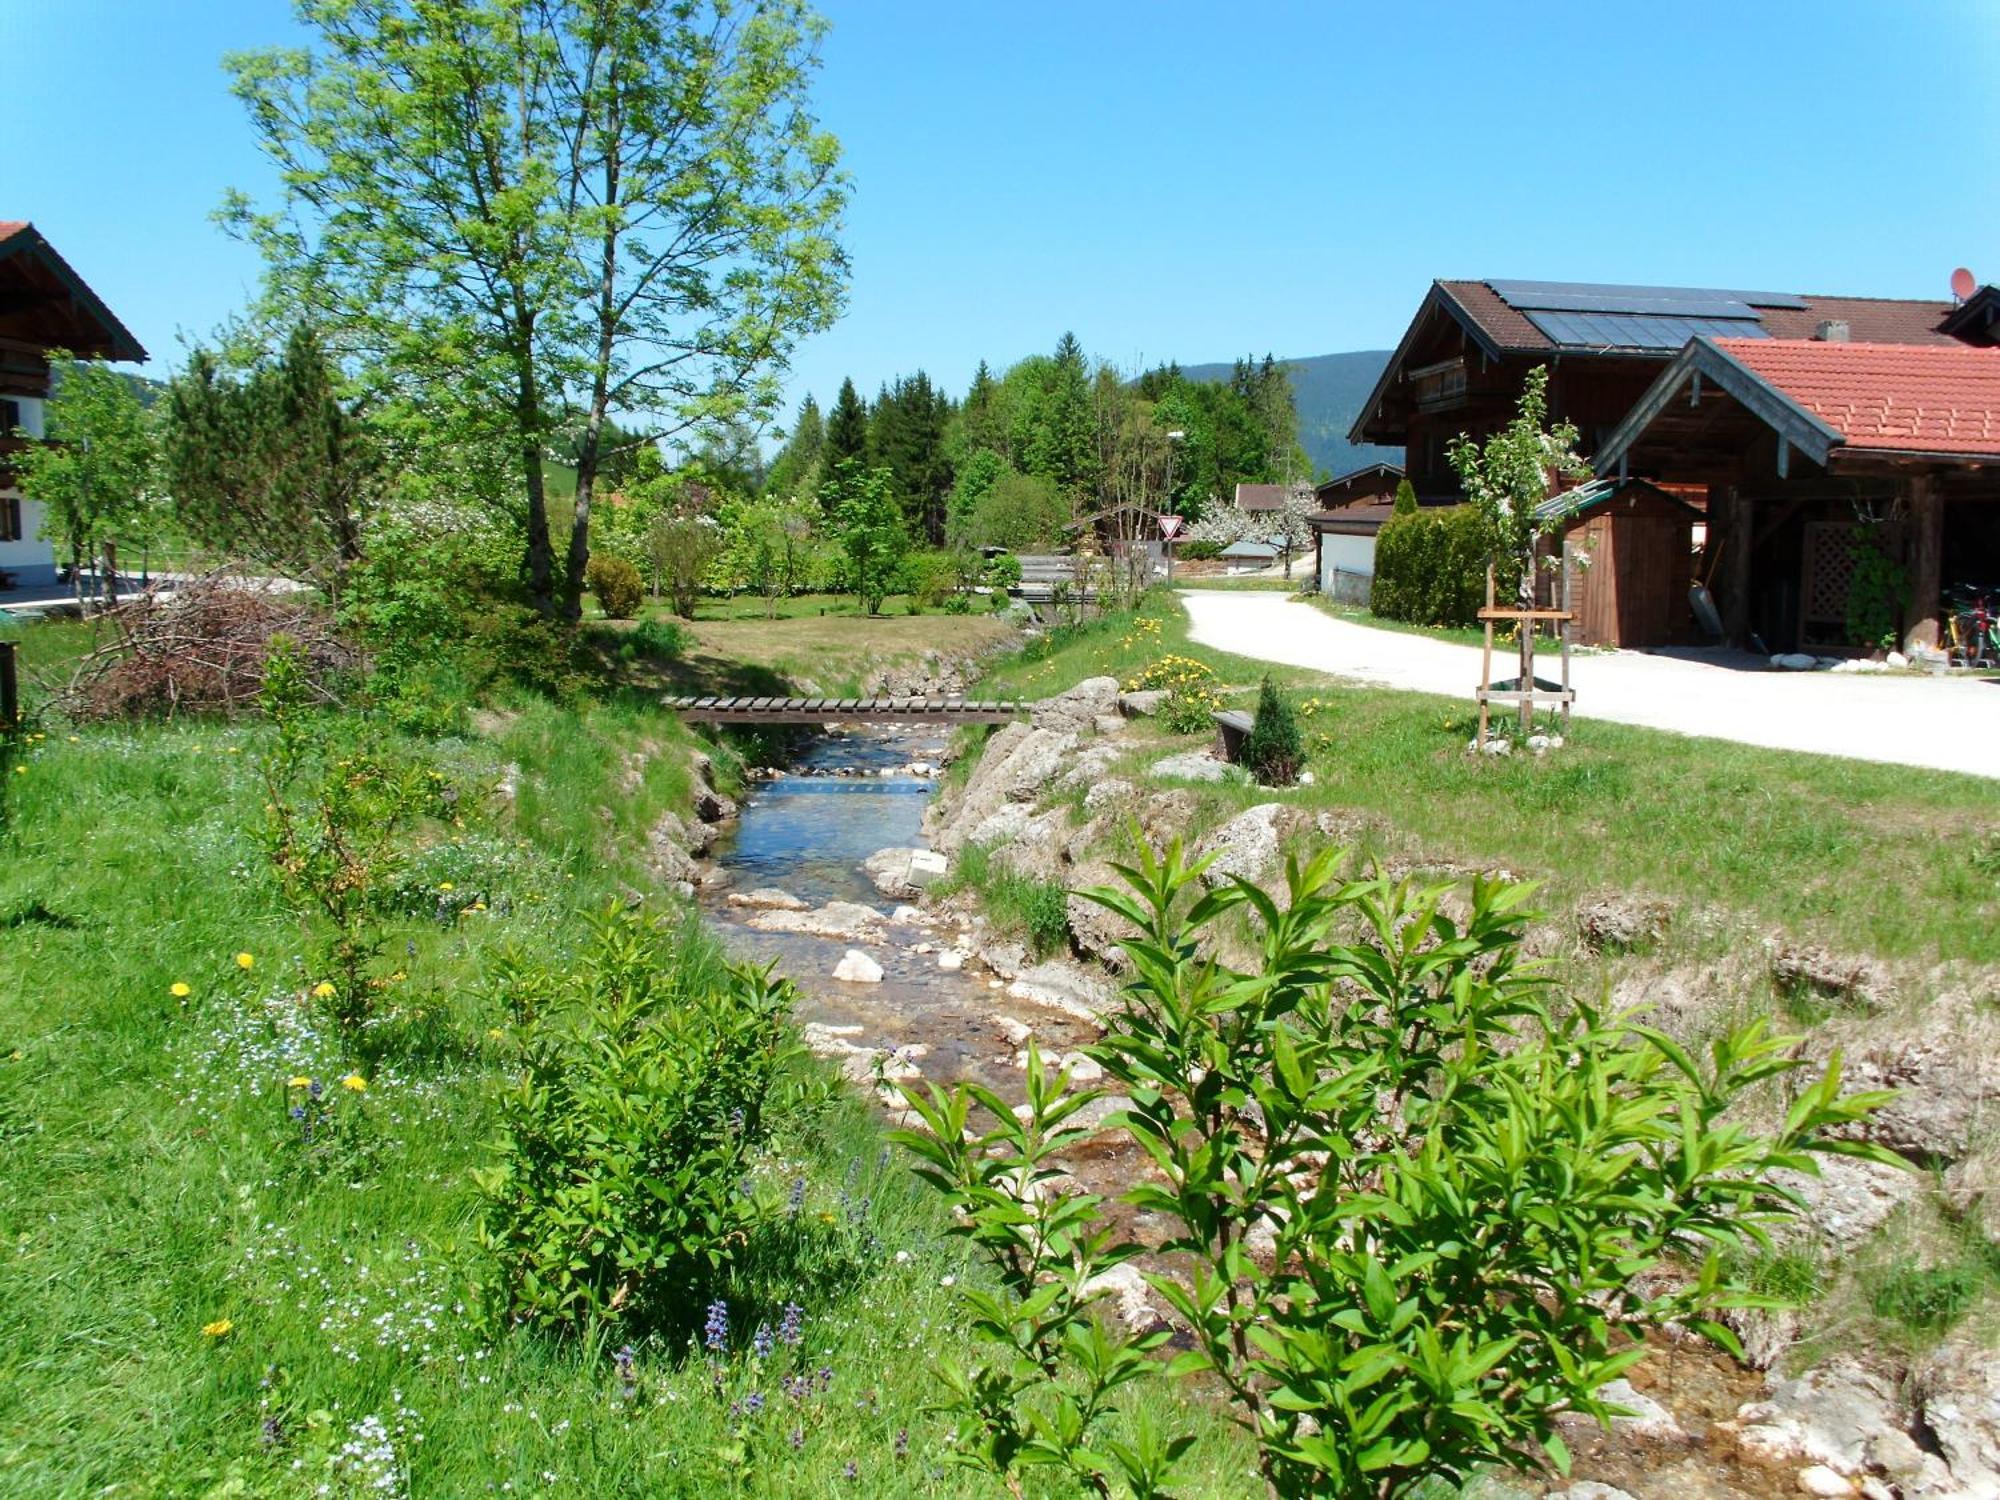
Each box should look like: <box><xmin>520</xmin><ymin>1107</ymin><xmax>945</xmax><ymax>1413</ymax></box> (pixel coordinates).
<box><xmin>1371</xmin><ymin>506</ymin><xmax>1490</xmax><ymax>627</ymax></box>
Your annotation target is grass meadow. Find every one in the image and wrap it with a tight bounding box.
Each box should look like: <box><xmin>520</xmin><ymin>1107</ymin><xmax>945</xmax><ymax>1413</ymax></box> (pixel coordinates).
<box><xmin>0</xmin><ymin>665</ymin><xmax>1252</xmax><ymax>1497</ymax></box>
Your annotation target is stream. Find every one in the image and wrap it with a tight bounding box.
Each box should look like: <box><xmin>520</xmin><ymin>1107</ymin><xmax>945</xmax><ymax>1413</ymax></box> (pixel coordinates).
<box><xmin>699</xmin><ymin>724</ymin><xmax>1106</xmax><ymax>1112</ymax></box>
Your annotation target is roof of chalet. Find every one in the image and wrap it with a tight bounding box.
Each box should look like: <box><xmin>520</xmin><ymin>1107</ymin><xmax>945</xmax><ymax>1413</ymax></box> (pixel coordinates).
<box><xmin>1351</xmin><ymin>278</ymin><xmax>1964</xmax><ymax>445</ymax></box>
<box><xmin>1307</xmin><ymin>500</ymin><xmax>1400</xmax><ymax>534</ymax></box>
<box><xmin>1595</xmin><ymin>337</ymin><xmax>2000</xmax><ymax>475</ymax></box>
<box><xmin>1235</xmin><ymin>482</ymin><xmax>1313</xmax><ymax>511</ymax></box>
<box><xmin>0</xmin><ymin>220</ymin><xmax>147</xmax><ymax>363</ymax></box>
<box><xmin>1219</xmin><ymin>539</ymin><xmax>1281</xmax><ymax>559</ymax></box>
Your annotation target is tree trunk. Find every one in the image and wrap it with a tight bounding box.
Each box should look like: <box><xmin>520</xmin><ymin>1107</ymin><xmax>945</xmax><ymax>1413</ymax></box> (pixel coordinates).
<box><xmin>102</xmin><ymin>540</ymin><xmax>119</xmax><ymax>609</ymax></box>
<box><xmin>514</xmin><ymin>322</ymin><xmax>555</xmax><ymax>615</ymax></box>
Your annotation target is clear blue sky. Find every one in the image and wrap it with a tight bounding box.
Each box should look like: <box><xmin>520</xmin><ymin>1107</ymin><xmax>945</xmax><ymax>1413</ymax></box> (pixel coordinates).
<box><xmin>6</xmin><ymin>0</ymin><xmax>1997</xmax><ymax>427</ymax></box>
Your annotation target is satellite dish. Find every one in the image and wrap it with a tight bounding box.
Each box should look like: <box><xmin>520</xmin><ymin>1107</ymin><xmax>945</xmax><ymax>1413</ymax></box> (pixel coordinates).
<box><xmin>1951</xmin><ymin>267</ymin><xmax>1977</xmax><ymax>301</ymax></box>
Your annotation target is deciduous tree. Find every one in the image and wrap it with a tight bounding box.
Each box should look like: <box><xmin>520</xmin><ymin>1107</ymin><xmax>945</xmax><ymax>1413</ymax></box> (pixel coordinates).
<box><xmin>225</xmin><ymin>0</ymin><xmax>849</xmax><ymax>619</ymax></box>
<box><xmin>14</xmin><ymin>354</ymin><xmax>157</xmax><ymax>606</ymax></box>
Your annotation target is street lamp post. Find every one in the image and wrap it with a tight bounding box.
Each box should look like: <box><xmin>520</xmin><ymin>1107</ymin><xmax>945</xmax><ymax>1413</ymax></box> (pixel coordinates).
<box><xmin>1163</xmin><ymin>429</ymin><xmax>1184</xmax><ymax>582</ymax></box>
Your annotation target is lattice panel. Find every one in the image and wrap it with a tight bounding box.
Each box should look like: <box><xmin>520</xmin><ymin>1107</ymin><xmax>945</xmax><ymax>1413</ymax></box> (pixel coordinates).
<box><xmin>1801</xmin><ymin>522</ymin><xmax>1862</xmax><ymax>628</ymax></box>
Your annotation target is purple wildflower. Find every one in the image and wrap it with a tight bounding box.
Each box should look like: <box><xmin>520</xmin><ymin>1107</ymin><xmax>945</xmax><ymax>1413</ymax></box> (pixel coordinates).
<box><xmin>777</xmin><ymin>1301</ymin><xmax>804</xmax><ymax>1346</ymax></box>
<box><xmin>786</xmin><ymin>1176</ymin><xmax>806</xmax><ymax>1216</ymax></box>
<box><xmin>745</xmin><ymin>1392</ymin><xmax>765</xmax><ymax>1415</ymax></box>
<box><xmin>752</xmin><ymin>1323</ymin><xmax>774</xmax><ymax>1360</ymax></box>
<box><xmin>843</xmin><ymin>1461</ymin><xmax>858</xmax><ymax>1481</ymax></box>
<box><xmin>703</xmin><ymin>1299</ymin><xmax>729</xmax><ymax>1353</ymax></box>
<box><xmin>614</xmin><ymin>1344</ymin><xmax>637</xmax><ymax>1402</ymax></box>
<box><xmin>894</xmin><ymin>1428</ymin><xmax>908</xmax><ymax>1459</ymax></box>
<box><xmin>816</xmin><ymin>1365</ymin><xmax>834</xmax><ymax>1391</ymax></box>
<box><xmin>789</xmin><ymin>1426</ymin><xmax>804</xmax><ymax>1451</ymax></box>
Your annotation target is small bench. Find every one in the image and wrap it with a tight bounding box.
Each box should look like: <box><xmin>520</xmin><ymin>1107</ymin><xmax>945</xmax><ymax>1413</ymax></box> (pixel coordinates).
<box><xmin>1212</xmin><ymin>709</ymin><xmax>1254</xmax><ymax>763</ymax></box>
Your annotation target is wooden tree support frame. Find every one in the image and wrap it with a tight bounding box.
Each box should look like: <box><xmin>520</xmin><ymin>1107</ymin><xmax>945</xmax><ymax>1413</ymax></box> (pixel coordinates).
<box><xmin>1475</xmin><ymin>550</ymin><xmax>1576</xmax><ymax>749</ymax></box>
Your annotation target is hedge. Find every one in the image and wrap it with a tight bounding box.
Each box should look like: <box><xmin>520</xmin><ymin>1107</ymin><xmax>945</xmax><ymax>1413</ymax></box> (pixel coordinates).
<box><xmin>1370</xmin><ymin>506</ymin><xmax>1490</xmax><ymax>628</ymax></box>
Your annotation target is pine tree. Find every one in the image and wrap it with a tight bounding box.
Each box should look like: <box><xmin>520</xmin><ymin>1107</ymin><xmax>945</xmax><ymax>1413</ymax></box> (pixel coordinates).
<box><xmin>763</xmin><ymin>394</ymin><xmax>825</xmax><ymax>500</ymax></box>
<box><xmin>1393</xmin><ymin>477</ymin><xmax>1418</xmax><ymax>515</ymax></box>
<box><xmin>824</xmin><ymin>377</ymin><xmax>870</xmax><ymax>471</ymax></box>
<box><xmin>1027</xmin><ymin>332</ymin><xmax>1100</xmax><ymax>509</ymax></box>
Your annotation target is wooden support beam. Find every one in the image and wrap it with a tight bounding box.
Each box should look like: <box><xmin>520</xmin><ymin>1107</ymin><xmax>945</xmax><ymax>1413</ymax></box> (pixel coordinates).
<box><xmin>1903</xmin><ymin>472</ymin><xmax>1943</xmax><ymax>653</ymax></box>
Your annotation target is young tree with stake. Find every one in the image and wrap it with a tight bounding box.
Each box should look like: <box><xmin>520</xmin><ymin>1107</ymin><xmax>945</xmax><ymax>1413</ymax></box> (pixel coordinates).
<box><xmin>1446</xmin><ymin>366</ymin><xmax>1589</xmax><ymax>737</ymax></box>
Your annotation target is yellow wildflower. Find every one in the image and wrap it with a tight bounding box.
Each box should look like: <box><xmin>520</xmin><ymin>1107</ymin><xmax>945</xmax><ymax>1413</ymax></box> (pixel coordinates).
<box><xmin>235</xmin><ymin>952</ymin><xmax>255</xmax><ymax>971</ymax></box>
<box><xmin>312</xmin><ymin>981</ymin><xmax>336</xmax><ymax>999</ymax></box>
<box><xmin>438</xmin><ymin>882</ymin><xmax>455</xmax><ymax>892</ymax></box>
<box><xmin>487</xmin><ymin>1028</ymin><xmax>506</xmax><ymax>1041</ymax></box>
<box><xmin>289</xmin><ymin>1076</ymin><xmax>313</xmax><ymax>1089</ymax></box>
<box><xmin>341</xmin><ymin>1074</ymin><xmax>367</xmax><ymax>1093</ymax></box>
<box><xmin>170</xmin><ymin>982</ymin><xmax>192</xmax><ymax>998</ymax></box>
<box><xmin>202</xmin><ymin>1318</ymin><xmax>233</xmax><ymax>1338</ymax></box>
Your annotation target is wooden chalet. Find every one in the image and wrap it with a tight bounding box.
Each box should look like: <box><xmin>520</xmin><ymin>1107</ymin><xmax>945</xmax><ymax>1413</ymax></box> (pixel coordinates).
<box><xmin>1350</xmin><ymin>279</ymin><xmax>1965</xmax><ymax>499</ymax></box>
<box><xmin>1312</xmin><ymin>461</ymin><xmax>1402</xmax><ymax>510</ymax></box>
<box><xmin>1594</xmin><ymin>332</ymin><xmax>2000</xmax><ymax>654</ymax></box>
<box><xmin>0</xmin><ymin>221</ymin><xmax>147</xmax><ymax>590</ymax></box>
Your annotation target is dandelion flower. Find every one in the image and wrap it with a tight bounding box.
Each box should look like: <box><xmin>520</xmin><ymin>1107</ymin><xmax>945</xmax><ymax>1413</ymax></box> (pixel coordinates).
<box><xmin>487</xmin><ymin>1028</ymin><xmax>506</xmax><ymax>1041</ymax></box>
<box><xmin>438</xmin><ymin>882</ymin><xmax>454</xmax><ymax>892</ymax></box>
<box><xmin>312</xmin><ymin>981</ymin><xmax>336</xmax><ymax>999</ymax></box>
<box><xmin>235</xmin><ymin>952</ymin><xmax>255</xmax><ymax>971</ymax></box>
<box><xmin>170</xmin><ymin>982</ymin><xmax>192</xmax><ymax>998</ymax></box>
<box><xmin>340</xmin><ymin>1074</ymin><xmax>367</xmax><ymax>1093</ymax></box>
<box><xmin>202</xmin><ymin>1318</ymin><xmax>233</xmax><ymax>1338</ymax></box>
<box><xmin>289</xmin><ymin>1076</ymin><xmax>313</xmax><ymax>1089</ymax></box>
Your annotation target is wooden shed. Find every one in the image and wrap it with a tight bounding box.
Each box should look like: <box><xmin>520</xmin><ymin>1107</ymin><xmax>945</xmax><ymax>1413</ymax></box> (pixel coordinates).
<box><xmin>1534</xmin><ymin>479</ymin><xmax>1699</xmax><ymax>648</ymax></box>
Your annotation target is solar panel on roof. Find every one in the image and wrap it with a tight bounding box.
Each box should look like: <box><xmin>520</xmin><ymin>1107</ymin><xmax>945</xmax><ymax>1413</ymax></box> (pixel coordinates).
<box><xmin>1487</xmin><ymin>279</ymin><xmax>1806</xmax><ymax>314</ymax></box>
<box><xmin>1523</xmin><ymin>309</ymin><xmax>1772</xmax><ymax>351</ymax></box>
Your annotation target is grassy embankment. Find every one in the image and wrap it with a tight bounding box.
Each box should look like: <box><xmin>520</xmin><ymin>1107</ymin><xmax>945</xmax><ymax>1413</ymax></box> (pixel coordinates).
<box><xmin>0</xmin><ymin>617</ymin><xmax>1255</xmax><ymax>1497</ymax></box>
<box><xmin>585</xmin><ymin>592</ymin><xmax>1018</xmax><ymax>703</ymax></box>
<box><xmin>978</xmin><ymin>591</ymin><xmax>1995</xmax><ymax>964</ymax></box>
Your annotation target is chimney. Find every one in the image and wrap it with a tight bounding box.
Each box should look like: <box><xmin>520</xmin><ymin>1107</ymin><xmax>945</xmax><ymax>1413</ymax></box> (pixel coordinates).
<box><xmin>1814</xmin><ymin>319</ymin><xmax>1851</xmax><ymax>343</ymax></box>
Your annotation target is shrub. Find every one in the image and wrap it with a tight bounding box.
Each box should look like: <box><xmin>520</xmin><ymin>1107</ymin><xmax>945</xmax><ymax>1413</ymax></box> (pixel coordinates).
<box><xmin>258</xmin><ymin>638</ymin><xmax>456</xmax><ymax>1031</ymax></box>
<box><xmin>903</xmin><ymin>549</ymin><xmax>961</xmax><ymax>613</ymax></box>
<box><xmin>897</xmin><ymin>847</ymin><xmax>1896</xmax><ymax>1498</ymax></box>
<box><xmin>1241</xmin><ymin>676</ymin><xmax>1304</xmax><ymax>785</ymax></box>
<box><xmin>586</xmin><ymin>553</ymin><xmax>645</xmax><ymax>618</ymax></box>
<box><xmin>984</xmin><ymin>553</ymin><xmax>1022</xmax><ymax>591</ymax></box>
<box><xmin>474</xmin><ymin>905</ymin><xmax>803</xmax><ymax>1337</ymax></box>
<box><xmin>1126</xmin><ymin>654</ymin><xmax>1222</xmax><ymax>735</ymax></box>
<box><xmin>1372</xmin><ymin>504</ymin><xmax>1491</xmax><ymax>628</ymax></box>
<box><xmin>1871</xmin><ymin>1263</ymin><xmax>1981</xmax><ymax>1331</ymax></box>
<box><xmin>1392</xmin><ymin>477</ymin><xmax>1419</xmax><ymax>516</ymax></box>
<box><xmin>1177</xmin><ymin>539</ymin><xmax>1222</xmax><ymax>562</ymax></box>
<box><xmin>627</xmin><ymin>616</ymin><xmax>687</xmax><ymax>661</ymax></box>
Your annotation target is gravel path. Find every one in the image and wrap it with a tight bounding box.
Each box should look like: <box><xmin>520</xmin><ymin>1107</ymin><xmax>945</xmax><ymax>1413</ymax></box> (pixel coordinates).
<box><xmin>1179</xmin><ymin>590</ymin><xmax>2000</xmax><ymax>780</ymax></box>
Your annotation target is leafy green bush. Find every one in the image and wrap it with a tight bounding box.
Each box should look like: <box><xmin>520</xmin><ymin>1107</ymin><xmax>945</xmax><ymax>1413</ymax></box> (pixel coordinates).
<box><xmin>258</xmin><ymin>638</ymin><xmax>457</xmax><ymax>1031</ymax></box>
<box><xmin>902</xmin><ymin>549</ymin><xmax>961</xmax><ymax>613</ymax></box>
<box><xmin>1177</xmin><ymin>539</ymin><xmax>1222</xmax><ymax>562</ymax></box>
<box><xmin>1871</xmin><ymin>1263</ymin><xmax>1981</xmax><ymax>1331</ymax></box>
<box><xmin>627</xmin><ymin>617</ymin><xmax>687</xmax><ymax>661</ymax></box>
<box><xmin>1372</xmin><ymin>504</ymin><xmax>1490</xmax><ymax>627</ymax></box>
<box><xmin>1241</xmin><ymin>675</ymin><xmax>1303</xmax><ymax>785</ymax></box>
<box><xmin>586</xmin><ymin>553</ymin><xmax>645</xmax><ymax>619</ymax></box>
<box><xmin>474</xmin><ymin>905</ymin><xmax>803</xmax><ymax>1337</ymax></box>
<box><xmin>898</xmin><ymin>846</ymin><xmax>1895</xmax><ymax>1497</ymax></box>
<box><xmin>1392</xmin><ymin>477</ymin><xmax>1418</xmax><ymax>516</ymax></box>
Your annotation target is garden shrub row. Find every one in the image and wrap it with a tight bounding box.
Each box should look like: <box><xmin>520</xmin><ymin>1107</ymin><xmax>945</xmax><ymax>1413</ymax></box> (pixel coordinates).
<box><xmin>1370</xmin><ymin>504</ymin><xmax>1488</xmax><ymax>628</ymax></box>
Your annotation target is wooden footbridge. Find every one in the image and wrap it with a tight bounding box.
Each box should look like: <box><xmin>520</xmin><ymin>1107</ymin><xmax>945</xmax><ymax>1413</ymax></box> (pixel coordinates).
<box><xmin>666</xmin><ymin>694</ymin><xmax>1027</xmax><ymax>725</ymax></box>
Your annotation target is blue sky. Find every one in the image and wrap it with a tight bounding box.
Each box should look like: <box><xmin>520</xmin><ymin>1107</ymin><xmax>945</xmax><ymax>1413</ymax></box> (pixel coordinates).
<box><xmin>6</xmin><ymin>0</ymin><xmax>1998</xmax><ymax>427</ymax></box>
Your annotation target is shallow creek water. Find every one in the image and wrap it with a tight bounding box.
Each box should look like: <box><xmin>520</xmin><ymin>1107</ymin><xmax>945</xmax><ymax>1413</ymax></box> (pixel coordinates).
<box><xmin>699</xmin><ymin>725</ymin><xmax>1104</xmax><ymax>1107</ymax></box>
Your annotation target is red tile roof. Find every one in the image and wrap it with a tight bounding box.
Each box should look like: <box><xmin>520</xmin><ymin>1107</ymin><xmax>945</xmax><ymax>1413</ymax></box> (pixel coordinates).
<box><xmin>1713</xmin><ymin>339</ymin><xmax>2000</xmax><ymax>457</ymax></box>
<box><xmin>0</xmin><ymin>221</ymin><xmax>27</xmax><ymax>244</ymax></box>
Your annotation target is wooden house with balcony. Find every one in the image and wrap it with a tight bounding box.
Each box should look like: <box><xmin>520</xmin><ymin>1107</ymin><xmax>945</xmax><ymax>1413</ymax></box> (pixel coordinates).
<box><xmin>0</xmin><ymin>221</ymin><xmax>147</xmax><ymax>591</ymax></box>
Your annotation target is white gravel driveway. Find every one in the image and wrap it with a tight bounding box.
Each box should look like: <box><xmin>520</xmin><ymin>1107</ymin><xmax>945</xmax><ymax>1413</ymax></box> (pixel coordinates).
<box><xmin>1179</xmin><ymin>590</ymin><xmax>2000</xmax><ymax>780</ymax></box>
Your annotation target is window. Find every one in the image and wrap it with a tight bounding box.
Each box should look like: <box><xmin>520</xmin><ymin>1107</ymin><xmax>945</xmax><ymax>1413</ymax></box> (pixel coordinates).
<box><xmin>0</xmin><ymin>399</ymin><xmax>18</xmax><ymax>434</ymax></box>
<box><xmin>0</xmin><ymin>495</ymin><xmax>21</xmax><ymax>542</ymax></box>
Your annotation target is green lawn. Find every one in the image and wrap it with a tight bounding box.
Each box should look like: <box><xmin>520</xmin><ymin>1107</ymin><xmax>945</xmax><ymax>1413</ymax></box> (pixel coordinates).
<box><xmin>1301</xmin><ymin>594</ymin><xmax>1567</xmax><ymax>654</ymax></box>
<box><xmin>981</xmin><ymin>592</ymin><xmax>1998</xmax><ymax>964</ymax></box>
